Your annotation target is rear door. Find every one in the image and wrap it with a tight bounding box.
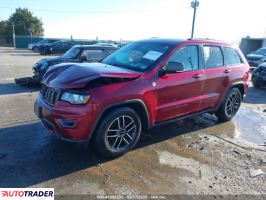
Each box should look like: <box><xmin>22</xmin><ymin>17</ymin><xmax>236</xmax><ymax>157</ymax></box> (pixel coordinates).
<box><xmin>59</xmin><ymin>42</ymin><xmax>68</xmax><ymax>53</ymax></box>
<box><xmin>51</xmin><ymin>42</ymin><xmax>63</xmax><ymax>54</ymax></box>
<box><xmin>222</xmin><ymin>46</ymin><xmax>247</xmax><ymax>90</ymax></box>
<box><xmin>155</xmin><ymin>45</ymin><xmax>205</xmax><ymax>122</ymax></box>
<box><xmin>200</xmin><ymin>45</ymin><xmax>231</xmax><ymax>109</ymax></box>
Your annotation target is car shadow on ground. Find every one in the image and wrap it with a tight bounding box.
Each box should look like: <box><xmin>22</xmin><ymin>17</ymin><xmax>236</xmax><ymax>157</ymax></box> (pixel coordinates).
<box><xmin>0</xmin><ymin>114</ymin><xmax>217</xmax><ymax>188</ymax></box>
<box><xmin>243</xmin><ymin>86</ymin><xmax>266</xmax><ymax>104</ymax></box>
<box><xmin>0</xmin><ymin>49</ymin><xmax>33</xmax><ymax>54</ymax></box>
<box><xmin>9</xmin><ymin>53</ymin><xmax>42</xmax><ymax>56</ymax></box>
<box><xmin>0</xmin><ymin>82</ymin><xmax>40</xmax><ymax>95</ymax></box>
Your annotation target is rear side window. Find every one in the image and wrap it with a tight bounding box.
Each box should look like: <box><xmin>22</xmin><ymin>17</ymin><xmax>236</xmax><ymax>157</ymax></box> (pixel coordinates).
<box><xmin>203</xmin><ymin>46</ymin><xmax>223</xmax><ymax>69</ymax></box>
<box><xmin>84</xmin><ymin>50</ymin><xmax>104</xmax><ymax>61</ymax></box>
<box><xmin>168</xmin><ymin>45</ymin><xmax>199</xmax><ymax>71</ymax></box>
<box><xmin>48</xmin><ymin>39</ymin><xmax>57</xmax><ymax>43</ymax></box>
<box><xmin>223</xmin><ymin>47</ymin><xmax>242</xmax><ymax>65</ymax></box>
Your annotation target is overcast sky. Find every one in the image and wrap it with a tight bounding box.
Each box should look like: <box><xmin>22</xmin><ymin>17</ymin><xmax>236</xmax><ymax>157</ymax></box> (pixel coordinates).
<box><xmin>0</xmin><ymin>0</ymin><xmax>265</xmax><ymax>42</ymax></box>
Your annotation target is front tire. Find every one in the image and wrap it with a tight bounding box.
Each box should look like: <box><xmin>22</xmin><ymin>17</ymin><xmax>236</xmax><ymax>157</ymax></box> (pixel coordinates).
<box><xmin>93</xmin><ymin>107</ymin><xmax>141</xmax><ymax>157</ymax></box>
<box><xmin>40</xmin><ymin>49</ymin><xmax>46</xmax><ymax>55</ymax></box>
<box><xmin>216</xmin><ymin>88</ymin><xmax>242</xmax><ymax>122</ymax></box>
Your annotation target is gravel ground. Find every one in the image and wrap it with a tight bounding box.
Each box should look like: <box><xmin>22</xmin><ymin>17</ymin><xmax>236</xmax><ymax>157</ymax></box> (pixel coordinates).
<box><xmin>0</xmin><ymin>47</ymin><xmax>265</xmax><ymax>198</ymax></box>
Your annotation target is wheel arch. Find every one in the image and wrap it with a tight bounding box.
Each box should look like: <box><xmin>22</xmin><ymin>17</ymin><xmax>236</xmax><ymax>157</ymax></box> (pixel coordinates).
<box><xmin>230</xmin><ymin>82</ymin><xmax>245</xmax><ymax>98</ymax></box>
<box><xmin>88</xmin><ymin>99</ymin><xmax>150</xmax><ymax>141</ymax></box>
<box><xmin>215</xmin><ymin>82</ymin><xmax>245</xmax><ymax>112</ymax></box>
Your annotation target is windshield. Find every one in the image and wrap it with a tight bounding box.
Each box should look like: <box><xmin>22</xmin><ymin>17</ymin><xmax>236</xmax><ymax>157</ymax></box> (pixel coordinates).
<box><xmin>102</xmin><ymin>41</ymin><xmax>172</xmax><ymax>72</ymax></box>
<box><xmin>62</xmin><ymin>47</ymin><xmax>81</xmax><ymax>59</ymax></box>
<box><xmin>38</xmin><ymin>39</ymin><xmax>48</xmax><ymax>44</ymax></box>
<box><xmin>254</xmin><ymin>48</ymin><xmax>266</xmax><ymax>55</ymax></box>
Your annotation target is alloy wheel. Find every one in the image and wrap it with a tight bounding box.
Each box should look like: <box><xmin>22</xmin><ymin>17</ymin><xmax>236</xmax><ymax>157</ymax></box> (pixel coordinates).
<box><xmin>106</xmin><ymin>115</ymin><xmax>136</xmax><ymax>152</ymax></box>
<box><xmin>225</xmin><ymin>92</ymin><xmax>241</xmax><ymax>117</ymax></box>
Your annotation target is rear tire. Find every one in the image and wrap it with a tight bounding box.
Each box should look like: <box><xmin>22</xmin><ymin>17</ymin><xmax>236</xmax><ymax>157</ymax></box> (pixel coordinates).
<box><xmin>40</xmin><ymin>49</ymin><xmax>47</xmax><ymax>55</ymax></box>
<box><xmin>32</xmin><ymin>46</ymin><xmax>38</xmax><ymax>52</ymax></box>
<box><xmin>93</xmin><ymin>107</ymin><xmax>141</xmax><ymax>157</ymax></box>
<box><xmin>216</xmin><ymin>88</ymin><xmax>242</xmax><ymax>122</ymax></box>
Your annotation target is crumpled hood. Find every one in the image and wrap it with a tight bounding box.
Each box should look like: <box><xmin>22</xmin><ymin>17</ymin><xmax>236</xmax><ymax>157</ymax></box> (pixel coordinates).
<box><xmin>42</xmin><ymin>63</ymin><xmax>141</xmax><ymax>89</ymax></box>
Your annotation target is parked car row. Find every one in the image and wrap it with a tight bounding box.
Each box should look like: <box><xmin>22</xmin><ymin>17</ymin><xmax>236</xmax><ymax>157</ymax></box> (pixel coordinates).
<box><xmin>15</xmin><ymin>44</ymin><xmax>118</xmax><ymax>85</ymax></box>
<box><xmin>32</xmin><ymin>38</ymin><xmax>250</xmax><ymax>157</ymax></box>
<box><xmin>28</xmin><ymin>38</ymin><xmax>60</xmax><ymax>52</ymax></box>
<box><xmin>246</xmin><ymin>47</ymin><xmax>266</xmax><ymax>68</ymax></box>
<box><xmin>251</xmin><ymin>62</ymin><xmax>266</xmax><ymax>88</ymax></box>
<box><xmin>28</xmin><ymin>39</ymin><xmax>118</xmax><ymax>55</ymax></box>
<box><xmin>38</xmin><ymin>41</ymin><xmax>75</xmax><ymax>55</ymax></box>
<box><xmin>32</xmin><ymin>44</ymin><xmax>118</xmax><ymax>82</ymax></box>
<box><xmin>245</xmin><ymin>47</ymin><xmax>266</xmax><ymax>88</ymax></box>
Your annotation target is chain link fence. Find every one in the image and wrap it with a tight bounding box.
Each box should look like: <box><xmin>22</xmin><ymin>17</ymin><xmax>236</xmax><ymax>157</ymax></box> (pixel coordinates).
<box><xmin>0</xmin><ymin>34</ymin><xmax>13</xmax><ymax>47</ymax></box>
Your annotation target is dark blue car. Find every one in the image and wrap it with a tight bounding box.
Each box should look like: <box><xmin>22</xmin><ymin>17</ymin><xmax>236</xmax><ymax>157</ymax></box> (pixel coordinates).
<box><xmin>15</xmin><ymin>45</ymin><xmax>118</xmax><ymax>85</ymax></box>
<box><xmin>38</xmin><ymin>41</ymin><xmax>75</xmax><ymax>55</ymax></box>
<box><xmin>33</xmin><ymin>45</ymin><xmax>118</xmax><ymax>81</ymax></box>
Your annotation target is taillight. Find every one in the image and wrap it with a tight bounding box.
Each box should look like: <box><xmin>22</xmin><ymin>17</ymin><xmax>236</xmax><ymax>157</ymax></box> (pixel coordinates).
<box><xmin>243</xmin><ymin>71</ymin><xmax>249</xmax><ymax>81</ymax></box>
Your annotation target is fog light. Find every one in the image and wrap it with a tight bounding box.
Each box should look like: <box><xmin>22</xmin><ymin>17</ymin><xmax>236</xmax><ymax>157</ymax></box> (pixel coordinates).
<box><xmin>58</xmin><ymin>119</ymin><xmax>76</xmax><ymax>128</ymax></box>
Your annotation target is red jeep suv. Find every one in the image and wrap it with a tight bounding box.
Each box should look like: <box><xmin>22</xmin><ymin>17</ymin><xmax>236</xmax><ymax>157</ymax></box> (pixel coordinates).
<box><xmin>34</xmin><ymin>38</ymin><xmax>249</xmax><ymax>157</ymax></box>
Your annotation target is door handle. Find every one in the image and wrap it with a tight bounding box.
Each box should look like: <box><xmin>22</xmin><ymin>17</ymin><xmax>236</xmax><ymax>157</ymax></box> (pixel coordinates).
<box><xmin>223</xmin><ymin>69</ymin><xmax>231</xmax><ymax>73</ymax></box>
<box><xmin>192</xmin><ymin>74</ymin><xmax>203</xmax><ymax>79</ymax></box>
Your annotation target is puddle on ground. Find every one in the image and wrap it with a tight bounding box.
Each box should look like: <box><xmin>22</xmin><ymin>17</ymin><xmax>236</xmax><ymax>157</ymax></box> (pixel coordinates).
<box><xmin>233</xmin><ymin>108</ymin><xmax>266</xmax><ymax>145</ymax></box>
<box><xmin>179</xmin><ymin>108</ymin><xmax>266</xmax><ymax>146</ymax></box>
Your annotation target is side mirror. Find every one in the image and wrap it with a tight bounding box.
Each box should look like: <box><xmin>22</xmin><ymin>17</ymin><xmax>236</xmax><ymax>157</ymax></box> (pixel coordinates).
<box><xmin>80</xmin><ymin>53</ymin><xmax>87</xmax><ymax>62</ymax></box>
<box><xmin>159</xmin><ymin>61</ymin><xmax>184</xmax><ymax>76</ymax></box>
<box><xmin>165</xmin><ymin>61</ymin><xmax>184</xmax><ymax>73</ymax></box>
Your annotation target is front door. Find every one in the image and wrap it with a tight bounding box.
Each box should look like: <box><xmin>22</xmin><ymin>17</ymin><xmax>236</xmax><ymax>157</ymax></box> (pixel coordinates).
<box><xmin>155</xmin><ymin>45</ymin><xmax>205</xmax><ymax>122</ymax></box>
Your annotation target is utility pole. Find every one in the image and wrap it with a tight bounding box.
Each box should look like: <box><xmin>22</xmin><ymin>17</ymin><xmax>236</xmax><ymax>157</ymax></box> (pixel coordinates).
<box><xmin>29</xmin><ymin>29</ymin><xmax>32</xmax><ymax>43</ymax></box>
<box><xmin>191</xmin><ymin>0</ymin><xmax>199</xmax><ymax>38</ymax></box>
<box><xmin>12</xmin><ymin>22</ymin><xmax>16</xmax><ymax>48</ymax></box>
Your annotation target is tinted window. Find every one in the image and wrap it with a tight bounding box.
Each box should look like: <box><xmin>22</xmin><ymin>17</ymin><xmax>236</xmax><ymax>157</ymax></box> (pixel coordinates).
<box><xmin>53</xmin><ymin>42</ymin><xmax>62</xmax><ymax>47</ymax></box>
<box><xmin>83</xmin><ymin>50</ymin><xmax>104</xmax><ymax>61</ymax></box>
<box><xmin>63</xmin><ymin>42</ymin><xmax>71</xmax><ymax>46</ymax></box>
<box><xmin>39</xmin><ymin>39</ymin><xmax>48</xmax><ymax>44</ymax></box>
<box><xmin>48</xmin><ymin>39</ymin><xmax>57</xmax><ymax>43</ymax></box>
<box><xmin>168</xmin><ymin>45</ymin><xmax>199</xmax><ymax>71</ymax></box>
<box><xmin>223</xmin><ymin>47</ymin><xmax>242</xmax><ymax>65</ymax></box>
<box><xmin>203</xmin><ymin>46</ymin><xmax>223</xmax><ymax>68</ymax></box>
<box><xmin>63</xmin><ymin>47</ymin><xmax>81</xmax><ymax>59</ymax></box>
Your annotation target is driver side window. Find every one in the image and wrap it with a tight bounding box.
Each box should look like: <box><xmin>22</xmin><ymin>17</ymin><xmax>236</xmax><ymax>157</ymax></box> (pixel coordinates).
<box><xmin>168</xmin><ymin>45</ymin><xmax>199</xmax><ymax>71</ymax></box>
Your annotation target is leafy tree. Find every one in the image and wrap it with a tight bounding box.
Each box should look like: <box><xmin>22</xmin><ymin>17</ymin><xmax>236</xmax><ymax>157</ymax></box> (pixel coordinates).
<box><xmin>5</xmin><ymin>8</ymin><xmax>44</xmax><ymax>43</ymax></box>
<box><xmin>0</xmin><ymin>20</ymin><xmax>7</xmax><ymax>35</ymax></box>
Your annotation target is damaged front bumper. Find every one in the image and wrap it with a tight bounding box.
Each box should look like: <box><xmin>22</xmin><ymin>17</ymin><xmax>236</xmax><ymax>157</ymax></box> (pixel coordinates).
<box><xmin>14</xmin><ymin>76</ymin><xmax>41</xmax><ymax>86</ymax></box>
<box><xmin>34</xmin><ymin>93</ymin><xmax>98</xmax><ymax>142</ymax></box>
<box><xmin>14</xmin><ymin>69</ymin><xmax>44</xmax><ymax>86</ymax></box>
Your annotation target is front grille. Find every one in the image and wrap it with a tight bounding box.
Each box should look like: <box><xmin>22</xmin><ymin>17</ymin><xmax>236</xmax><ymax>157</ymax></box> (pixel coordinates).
<box><xmin>41</xmin><ymin>85</ymin><xmax>61</xmax><ymax>106</ymax></box>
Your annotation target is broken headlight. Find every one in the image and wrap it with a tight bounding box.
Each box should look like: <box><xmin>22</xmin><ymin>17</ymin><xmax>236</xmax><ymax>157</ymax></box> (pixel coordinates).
<box><xmin>61</xmin><ymin>92</ymin><xmax>91</xmax><ymax>105</ymax></box>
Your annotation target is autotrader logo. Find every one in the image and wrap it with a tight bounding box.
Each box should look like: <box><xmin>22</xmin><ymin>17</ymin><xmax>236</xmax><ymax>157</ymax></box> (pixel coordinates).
<box><xmin>0</xmin><ymin>188</ymin><xmax>54</xmax><ymax>200</ymax></box>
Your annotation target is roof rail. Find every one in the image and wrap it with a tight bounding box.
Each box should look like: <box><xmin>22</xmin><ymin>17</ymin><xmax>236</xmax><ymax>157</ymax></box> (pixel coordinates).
<box><xmin>188</xmin><ymin>37</ymin><xmax>227</xmax><ymax>42</ymax></box>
